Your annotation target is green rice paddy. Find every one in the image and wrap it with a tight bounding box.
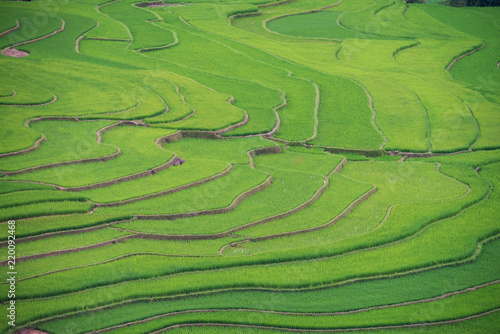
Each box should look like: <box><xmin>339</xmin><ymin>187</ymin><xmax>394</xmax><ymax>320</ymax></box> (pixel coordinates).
<box><xmin>0</xmin><ymin>0</ymin><xmax>498</xmax><ymax>332</ymax></box>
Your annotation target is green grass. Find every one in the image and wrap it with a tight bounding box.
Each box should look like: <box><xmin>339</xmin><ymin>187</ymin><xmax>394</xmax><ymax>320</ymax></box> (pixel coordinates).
<box><xmin>0</xmin><ymin>0</ymin><xmax>498</xmax><ymax>332</ymax></box>
<box><xmin>0</xmin><ymin>120</ymin><xmax>116</xmax><ymax>171</ymax></box>
<box><xmin>36</xmin><ymin>237</ymin><xmax>500</xmax><ymax>333</ymax></box>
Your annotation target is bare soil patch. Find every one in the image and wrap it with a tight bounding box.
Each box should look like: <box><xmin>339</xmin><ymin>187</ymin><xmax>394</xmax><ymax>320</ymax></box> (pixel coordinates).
<box><xmin>136</xmin><ymin>2</ymin><xmax>186</xmax><ymax>8</ymax></box>
<box><xmin>2</xmin><ymin>48</ymin><xmax>29</xmax><ymax>58</ymax></box>
<box><xmin>16</xmin><ymin>330</ymin><xmax>49</xmax><ymax>334</ymax></box>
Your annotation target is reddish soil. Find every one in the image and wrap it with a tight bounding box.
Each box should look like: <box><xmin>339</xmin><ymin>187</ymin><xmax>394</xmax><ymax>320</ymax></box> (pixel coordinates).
<box><xmin>16</xmin><ymin>329</ymin><xmax>48</xmax><ymax>334</ymax></box>
<box><xmin>136</xmin><ymin>2</ymin><xmax>186</xmax><ymax>7</ymax></box>
<box><xmin>172</xmin><ymin>158</ymin><xmax>185</xmax><ymax>166</ymax></box>
<box><xmin>2</xmin><ymin>48</ymin><xmax>29</xmax><ymax>58</ymax></box>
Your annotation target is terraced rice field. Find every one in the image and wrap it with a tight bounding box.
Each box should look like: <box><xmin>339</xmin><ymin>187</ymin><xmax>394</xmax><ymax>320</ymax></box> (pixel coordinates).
<box><xmin>0</xmin><ymin>0</ymin><xmax>499</xmax><ymax>332</ymax></box>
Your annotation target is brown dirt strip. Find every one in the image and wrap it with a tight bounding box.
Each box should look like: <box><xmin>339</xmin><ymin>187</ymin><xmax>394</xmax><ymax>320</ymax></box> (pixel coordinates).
<box><xmin>98</xmin><ymin>164</ymin><xmax>233</xmax><ymax>207</ymax></box>
<box><xmin>399</xmin><ymin>149</ymin><xmax>472</xmax><ymax>158</ymax></box>
<box><xmin>75</xmin><ymin>21</ymin><xmax>99</xmax><ymax>53</ymax></box>
<box><xmin>0</xmin><ymin>19</ymin><xmax>19</xmax><ymax>39</ymax></box>
<box><xmin>0</xmin><ymin>93</ymin><xmax>57</xmax><ymax>107</ymax></box>
<box><xmin>15</xmin><ymin>329</ymin><xmax>48</xmax><ymax>334</ymax></box>
<box><xmin>86</xmin><ymin>281</ymin><xmax>500</xmax><ymax>334</ymax></box>
<box><xmin>335</xmin><ymin>45</ymin><xmax>342</xmax><ymax>60</ymax></box>
<box><xmin>216</xmin><ymin>110</ymin><xmax>249</xmax><ymax>136</ymax></box>
<box><xmin>83</xmin><ymin>37</ymin><xmax>131</xmax><ymax>42</ymax></box>
<box><xmin>459</xmin><ymin>97</ymin><xmax>481</xmax><ymax>150</ymax></box>
<box><xmin>412</xmin><ymin>91</ymin><xmax>432</xmax><ymax>153</ymax></box>
<box><xmin>402</xmin><ymin>4</ymin><xmax>408</xmax><ymax>19</ymax></box>
<box><xmin>151</xmin><ymin>83</ymin><xmax>196</xmax><ymax>124</ymax></box>
<box><xmin>81</xmin><ymin>91</ymin><xmax>142</xmax><ymax>118</ymax></box>
<box><xmin>156</xmin><ymin>95</ymin><xmax>249</xmax><ymax>137</ymax></box>
<box><xmin>134</xmin><ymin>174</ymin><xmax>273</xmax><ymax>223</ymax></box>
<box><xmin>148</xmin><ymin>308</ymin><xmax>500</xmax><ymax>333</ymax></box>
<box><xmin>264</xmin><ymin>0</ymin><xmax>344</xmax><ymax>29</ymax></box>
<box><xmin>155</xmin><ymin>128</ymin><xmax>283</xmax><ymax>157</ymax></box>
<box><xmin>151</xmin><ymin>86</ymin><xmax>170</xmax><ymax>115</ymax></box>
<box><xmin>219</xmin><ymin>91</ymin><xmax>283</xmax><ymax>140</ymax></box>
<box><xmin>135</xmin><ymin>2</ymin><xmax>187</xmax><ymax>8</ymax></box>
<box><xmin>258</xmin><ymin>0</ymin><xmax>299</xmax><ymax>8</ymax></box>
<box><xmin>358</xmin><ymin>82</ymin><xmax>387</xmax><ymax>150</ymax></box>
<box><xmin>135</xmin><ymin>30</ymin><xmax>179</xmax><ymax>53</ymax></box>
<box><xmin>261</xmin><ymin>2</ymin><xmax>345</xmax><ymax>45</ymax></box>
<box><xmin>446</xmin><ymin>43</ymin><xmax>485</xmax><ymax>73</ymax></box>
<box><xmin>2</xmin><ymin>19</ymin><xmax>65</xmax><ymax>58</ymax></box>
<box><xmin>392</xmin><ymin>41</ymin><xmax>420</xmax><ymax>62</ymax></box>
<box><xmin>227</xmin><ymin>11</ymin><xmax>262</xmax><ymax>24</ymax></box>
<box><xmin>373</xmin><ymin>1</ymin><xmax>396</xmax><ymax>19</ymax></box>
<box><xmin>0</xmin><ymin>134</ymin><xmax>46</xmax><ymax>158</ymax></box>
<box><xmin>247</xmin><ymin>145</ymin><xmax>283</xmax><ymax>169</ymax></box>
<box><xmin>265</xmin><ymin>92</ymin><xmax>285</xmax><ymax>137</ymax></box>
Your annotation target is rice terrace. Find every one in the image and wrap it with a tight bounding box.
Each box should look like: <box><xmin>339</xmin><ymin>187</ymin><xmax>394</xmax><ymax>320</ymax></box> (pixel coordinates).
<box><xmin>0</xmin><ymin>0</ymin><xmax>499</xmax><ymax>331</ymax></box>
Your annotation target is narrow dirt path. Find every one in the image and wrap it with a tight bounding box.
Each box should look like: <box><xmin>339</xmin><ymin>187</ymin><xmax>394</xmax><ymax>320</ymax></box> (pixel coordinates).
<box><xmin>412</xmin><ymin>91</ymin><xmax>432</xmax><ymax>153</ymax></box>
<box><xmin>75</xmin><ymin>21</ymin><xmax>99</xmax><ymax>53</ymax></box>
<box><xmin>0</xmin><ymin>135</ymin><xmax>46</xmax><ymax>158</ymax></box>
<box><xmin>0</xmin><ymin>19</ymin><xmax>19</xmax><ymax>38</ymax></box>
<box><xmin>458</xmin><ymin>97</ymin><xmax>481</xmax><ymax>150</ymax></box>
<box><xmin>0</xmin><ymin>93</ymin><xmax>57</xmax><ymax>107</ymax></box>
<box><xmin>0</xmin><ymin>89</ymin><xmax>17</xmax><ymax>98</ymax></box>
<box><xmin>359</xmin><ymin>83</ymin><xmax>388</xmax><ymax>150</ymax></box>
<box><xmin>303</xmin><ymin>82</ymin><xmax>320</xmax><ymax>143</ymax></box>
<box><xmin>392</xmin><ymin>42</ymin><xmax>419</xmax><ymax>62</ymax></box>
<box><xmin>446</xmin><ymin>43</ymin><xmax>485</xmax><ymax>74</ymax></box>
